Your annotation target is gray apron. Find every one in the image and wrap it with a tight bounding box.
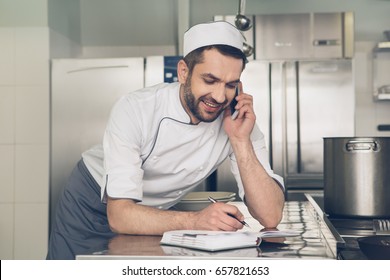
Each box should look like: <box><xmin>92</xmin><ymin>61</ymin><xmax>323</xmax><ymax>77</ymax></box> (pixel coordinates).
<box><xmin>46</xmin><ymin>160</ymin><xmax>116</xmax><ymax>260</ymax></box>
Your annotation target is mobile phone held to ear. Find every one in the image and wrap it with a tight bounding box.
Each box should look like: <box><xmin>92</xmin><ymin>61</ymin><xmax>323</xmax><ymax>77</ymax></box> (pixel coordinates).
<box><xmin>230</xmin><ymin>86</ymin><xmax>239</xmax><ymax>120</ymax></box>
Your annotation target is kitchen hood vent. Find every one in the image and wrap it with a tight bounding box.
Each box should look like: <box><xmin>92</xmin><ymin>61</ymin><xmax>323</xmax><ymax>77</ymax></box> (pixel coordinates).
<box><xmin>254</xmin><ymin>12</ymin><xmax>354</xmax><ymax>60</ymax></box>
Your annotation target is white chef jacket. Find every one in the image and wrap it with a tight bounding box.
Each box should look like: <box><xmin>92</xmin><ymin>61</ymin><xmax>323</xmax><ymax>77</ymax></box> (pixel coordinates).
<box><xmin>82</xmin><ymin>82</ymin><xmax>284</xmax><ymax>210</ymax></box>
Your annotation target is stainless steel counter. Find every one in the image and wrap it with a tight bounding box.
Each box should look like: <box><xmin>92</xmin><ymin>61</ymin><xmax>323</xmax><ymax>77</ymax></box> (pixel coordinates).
<box><xmin>76</xmin><ymin>199</ymin><xmax>339</xmax><ymax>259</ymax></box>
<box><xmin>305</xmin><ymin>193</ymin><xmax>372</xmax><ymax>260</ymax></box>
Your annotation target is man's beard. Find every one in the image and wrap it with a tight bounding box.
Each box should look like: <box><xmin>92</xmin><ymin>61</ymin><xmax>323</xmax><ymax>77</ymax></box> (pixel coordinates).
<box><xmin>183</xmin><ymin>78</ymin><xmax>225</xmax><ymax>123</ymax></box>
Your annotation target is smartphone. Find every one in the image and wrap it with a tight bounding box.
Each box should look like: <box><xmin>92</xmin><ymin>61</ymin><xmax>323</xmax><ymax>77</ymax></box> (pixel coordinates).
<box><xmin>230</xmin><ymin>86</ymin><xmax>239</xmax><ymax>120</ymax></box>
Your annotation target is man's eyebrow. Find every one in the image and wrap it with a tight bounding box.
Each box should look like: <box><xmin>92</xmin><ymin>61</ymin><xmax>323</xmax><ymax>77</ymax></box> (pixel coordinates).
<box><xmin>200</xmin><ymin>73</ymin><xmax>220</xmax><ymax>81</ymax></box>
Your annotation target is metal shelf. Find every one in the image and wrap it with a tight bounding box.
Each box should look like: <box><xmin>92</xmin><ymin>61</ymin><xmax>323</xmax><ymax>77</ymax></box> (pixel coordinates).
<box><xmin>373</xmin><ymin>43</ymin><xmax>390</xmax><ymax>101</ymax></box>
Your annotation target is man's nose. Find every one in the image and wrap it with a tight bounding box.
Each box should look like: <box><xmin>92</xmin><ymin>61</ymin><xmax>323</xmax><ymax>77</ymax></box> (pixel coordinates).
<box><xmin>211</xmin><ymin>84</ymin><xmax>227</xmax><ymax>104</ymax></box>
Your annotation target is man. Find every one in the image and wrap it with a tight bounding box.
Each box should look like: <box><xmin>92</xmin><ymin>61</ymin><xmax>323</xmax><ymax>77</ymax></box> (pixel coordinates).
<box><xmin>47</xmin><ymin>21</ymin><xmax>285</xmax><ymax>260</ymax></box>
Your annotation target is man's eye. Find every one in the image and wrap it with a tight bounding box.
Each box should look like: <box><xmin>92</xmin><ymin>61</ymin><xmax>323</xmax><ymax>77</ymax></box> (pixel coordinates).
<box><xmin>226</xmin><ymin>84</ymin><xmax>237</xmax><ymax>89</ymax></box>
<box><xmin>204</xmin><ymin>79</ymin><xmax>214</xmax><ymax>85</ymax></box>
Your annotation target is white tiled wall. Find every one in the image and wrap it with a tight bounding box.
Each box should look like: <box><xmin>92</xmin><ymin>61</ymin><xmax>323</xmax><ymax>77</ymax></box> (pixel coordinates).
<box><xmin>0</xmin><ymin>27</ymin><xmax>49</xmax><ymax>259</ymax></box>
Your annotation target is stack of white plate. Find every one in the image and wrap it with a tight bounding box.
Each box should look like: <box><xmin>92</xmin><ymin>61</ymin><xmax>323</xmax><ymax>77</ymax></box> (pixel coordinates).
<box><xmin>175</xmin><ymin>191</ymin><xmax>236</xmax><ymax>211</ymax></box>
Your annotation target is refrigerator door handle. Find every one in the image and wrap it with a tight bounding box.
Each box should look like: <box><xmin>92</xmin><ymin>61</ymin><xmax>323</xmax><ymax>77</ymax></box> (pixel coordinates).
<box><xmin>270</xmin><ymin>62</ymin><xmax>287</xmax><ymax>179</ymax></box>
<box><xmin>68</xmin><ymin>65</ymin><xmax>130</xmax><ymax>74</ymax></box>
<box><xmin>295</xmin><ymin>62</ymin><xmax>302</xmax><ymax>174</ymax></box>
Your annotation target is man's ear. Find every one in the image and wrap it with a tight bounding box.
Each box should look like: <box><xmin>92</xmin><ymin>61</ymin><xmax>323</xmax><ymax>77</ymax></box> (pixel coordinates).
<box><xmin>177</xmin><ymin>60</ymin><xmax>189</xmax><ymax>84</ymax></box>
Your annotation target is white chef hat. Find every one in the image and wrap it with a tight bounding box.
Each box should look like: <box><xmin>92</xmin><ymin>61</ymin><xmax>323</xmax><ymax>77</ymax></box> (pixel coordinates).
<box><xmin>183</xmin><ymin>21</ymin><xmax>245</xmax><ymax>57</ymax></box>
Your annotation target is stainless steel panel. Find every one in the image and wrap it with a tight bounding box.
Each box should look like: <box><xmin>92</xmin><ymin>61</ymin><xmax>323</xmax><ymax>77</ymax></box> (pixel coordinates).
<box><xmin>312</xmin><ymin>13</ymin><xmax>343</xmax><ymax>58</ymax></box>
<box><xmin>245</xmin><ymin>60</ymin><xmax>271</xmax><ymax>149</ymax></box>
<box><xmin>270</xmin><ymin>62</ymin><xmax>286</xmax><ymax>177</ymax></box>
<box><xmin>254</xmin><ymin>12</ymin><xmax>354</xmax><ymax>60</ymax></box>
<box><xmin>312</xmin><ymin>12</ymin><xmax>354</xmax><ymax>59</ymax></box>
<box><xmin>270</xmin><ymin>60</ymin><xmax>354</xmax><ymax>190</ymax></box>
<box><xmin>298</xmin><ymin>60</ymin><xmax>354</xmax><ymax>174</ymax></box>
<box><xmin>255</xmin><ymin>14</ymin><xmax>311</xmax><ymax>60</ymax></box>
<box><xmin>285</xmin><ymin>62</ymin><xmax>299</xmax><ymax>175</ymax></box>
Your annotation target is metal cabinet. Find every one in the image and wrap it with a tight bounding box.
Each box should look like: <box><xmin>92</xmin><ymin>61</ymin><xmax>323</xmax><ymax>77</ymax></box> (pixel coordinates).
<box><xmin>254</xmin><ymin>12</ymin><xmax>354</xmax><ymax>60</ymax></box>
<box><xmin>255</xmin><ymin>13</ymin><xmax>311</xmax><ymax>60</ymax></box>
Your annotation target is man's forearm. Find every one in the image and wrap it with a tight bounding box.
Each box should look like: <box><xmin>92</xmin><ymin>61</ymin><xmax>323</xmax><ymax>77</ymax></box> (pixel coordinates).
<box><xmin>107</xmin><ymin>198</ymin><xmax>193</xmax><ymax>235</ymax></box>
<box><xmin>107</xmin><ymin>196</ymin><xmax>247</xmax><ymax>234</ymax></box>
<box><xmin>232</xmin><ymin>140</ymin><xmax>285</xmax><ymax>228</ymax></box>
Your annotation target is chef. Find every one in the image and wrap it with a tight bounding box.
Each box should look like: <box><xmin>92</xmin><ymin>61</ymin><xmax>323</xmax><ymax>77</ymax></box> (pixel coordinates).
<box><xmin>47</xmin><ymin>21</ymin><xmax>285</xmax><ymax>260</ymax></box>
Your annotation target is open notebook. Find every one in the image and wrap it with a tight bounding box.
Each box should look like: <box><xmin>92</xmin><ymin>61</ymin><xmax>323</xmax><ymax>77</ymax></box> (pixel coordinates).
<box><xmin>160</xmin><ymin>229</ymin><xmax>300</xmax><ymax>252</ymax></box>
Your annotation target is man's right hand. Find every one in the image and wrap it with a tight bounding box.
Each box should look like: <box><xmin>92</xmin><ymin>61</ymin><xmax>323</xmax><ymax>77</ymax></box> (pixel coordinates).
<box><xmin>191</xmin><ymin>202</ymin><xmax>245</xmax><ymax>231</ymax></box>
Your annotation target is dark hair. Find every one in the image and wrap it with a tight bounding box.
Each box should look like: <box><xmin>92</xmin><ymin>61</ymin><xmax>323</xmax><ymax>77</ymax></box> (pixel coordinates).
<box><xmin>183</xmin><ymin>45</ymin><xmax>247</xmax><ymax>76</ymax></box>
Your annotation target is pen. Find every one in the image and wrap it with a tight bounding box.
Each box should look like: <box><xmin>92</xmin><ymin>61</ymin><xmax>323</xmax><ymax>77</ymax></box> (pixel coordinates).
<box><xmin>208</xmin><ymin>196</ymin><xmax>250</xmax><ymax>228</ymax></box>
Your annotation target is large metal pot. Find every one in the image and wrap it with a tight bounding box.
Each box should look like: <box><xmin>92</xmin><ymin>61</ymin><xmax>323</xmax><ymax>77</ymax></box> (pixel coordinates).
<box><xmin>324</xmin><ymin>137</ymin><xmax>390</xmax><ymax>218</ymax></box>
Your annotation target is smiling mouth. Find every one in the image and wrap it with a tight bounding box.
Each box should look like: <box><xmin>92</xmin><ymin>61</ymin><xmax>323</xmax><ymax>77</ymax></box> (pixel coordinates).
<box><xmin>203</xmin><ymin>100</ymin><xmax>221</xmax><ymax>109</ymax></box>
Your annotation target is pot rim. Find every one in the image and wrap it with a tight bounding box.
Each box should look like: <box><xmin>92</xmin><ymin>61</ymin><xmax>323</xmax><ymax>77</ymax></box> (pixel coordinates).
<box><xmin>323</xmin><ymin>136</ymin><xmax>390</xmax><ymax>139</ymax></box>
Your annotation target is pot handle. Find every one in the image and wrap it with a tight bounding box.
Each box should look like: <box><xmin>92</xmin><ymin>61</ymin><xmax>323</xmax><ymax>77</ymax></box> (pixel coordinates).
<box><xmin>346</xmin><ymin>140</ymin><xmax>378</xmax><ymax>151</ymax></box>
